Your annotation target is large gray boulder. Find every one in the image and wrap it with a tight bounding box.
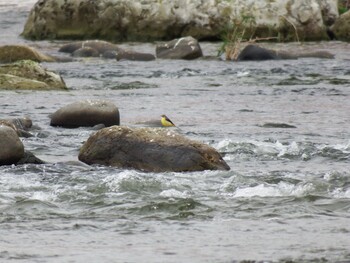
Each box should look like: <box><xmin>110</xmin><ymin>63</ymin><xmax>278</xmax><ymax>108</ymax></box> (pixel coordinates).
<box><xmin>21</xmin><ymin>0</ymin><xmax>337</xmax><ymax>41</ymax></box>
<box><xmin>0</xmin><ymin>125</ymin><xmax>25</xmax><ymax>165</ymax></box>
<box><xmin>156</xmin><ymin>36</ymin><xmax>203</xmax><ymax>60</ymax></box>
<box><xmin>50</xmin><ymin>99</ymin><xmax>120</xmax><ymax>128</ymax></box>
<box><xmin>78</xmin><ymin>126</ymin><xmax>230</xmax><ymax>172</ymax></box>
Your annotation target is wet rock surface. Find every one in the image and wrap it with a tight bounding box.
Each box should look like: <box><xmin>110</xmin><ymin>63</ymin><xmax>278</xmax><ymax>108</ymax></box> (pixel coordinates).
<box><xmin>156</xmin><ymin>36</ymin><xmax>203</xmax><ymax>60</ymax></box>
<box><xmin>79</xmin><ymin>126</ymin><xmax>230</xmax><ymax>172</ymax></box>
<box><xmin>0</xmin><ymin>125</ymin><xmax>25</xmax><ymax>165</ymax></box>
<box><xmin>50</xmin><ymin>99</ymin><xmax>120</xmax><ymax>128</ymax></box>
<box><xmin>0</xmin><ymin>60</ymin><xmax>67</xmax><ymax>90</ymax></box>
<box><xmin>0</xmin><ymin>45</ymin><xmax>55</xmax><ymax>63</ymax></box>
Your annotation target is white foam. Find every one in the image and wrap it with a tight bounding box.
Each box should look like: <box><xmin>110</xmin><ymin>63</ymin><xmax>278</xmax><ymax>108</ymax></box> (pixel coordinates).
<box><xmin>231</xmin><ymin>182</ymin><xmax>313</xmax><ymax>198</ymax></box>
<box><xmin>332</xmin><ymin>188</ymin><xmax>350</xmax><ymax>199</ymax></box>
<box><xmin>103</xmin><ymin>170</ymin><xmax>140</xmax><ymax>192</ymax></box>
<box><xmin>237</xmin><ymin>71</ymin><xmax>250</xmax><ymax>77</ymax></box>
<box><xmin>333</xmin><ymin>140</ymin><xmax>350</xmax><ymax>152</ymax></box>
<box><xmin>159</xmin><ymin>189</ymin><xmax>190</xmax><ymax>199</ymax></box>
<box><xmin>216</xmin><ymin>139</ymin><xmax>302</xmax><ymax>158</ymax></box>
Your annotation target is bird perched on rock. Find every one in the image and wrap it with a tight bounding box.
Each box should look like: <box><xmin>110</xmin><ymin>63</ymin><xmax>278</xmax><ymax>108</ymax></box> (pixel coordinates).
<box><xmin>161</xmin><ymin>114</ymin><xmax>175</xmax><ymax>127</ymax></box>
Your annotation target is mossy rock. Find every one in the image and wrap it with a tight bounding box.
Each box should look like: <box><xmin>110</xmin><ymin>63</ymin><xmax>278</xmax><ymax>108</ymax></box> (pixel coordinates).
<box><xmin>331</xmin><ymin>10</ymin><xmax>350</xmax><ymax>41</ymax></box>
<box><xmin>0</xmin><ymin>45</ymin><xmax>55</xmax><ymax>63</ymax></box>
<box><xmin>0</xmin><ymin>60</ymin><xmax>67</xmax><ymax>90</ymax></box>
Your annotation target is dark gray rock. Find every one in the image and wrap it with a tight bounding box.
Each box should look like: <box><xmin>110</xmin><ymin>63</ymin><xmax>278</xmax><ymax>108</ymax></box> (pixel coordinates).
<box><xmin>238</xmin><ymin>44</ymin><xmax>334</xmax><ymax>61</ymax></box>
<box><xmin>16</xmin><ymin>151</ymin><xmax>45</xmax><ymax>165</ymax></box>
<box><xmin>59</xmin><ymin>40</ymin><xmax>122</xmax><ymax>58</ymax></box>
<box><xmin>261</xmin><ymin>123</ymin><xmax>297</xmax><ymax>128</ymax></box>
<box><xmin>50</xmin><ymin>99</ymin><xmax>120</xmax><ymax>128</ymax></box>
<box><xmin>116</xmin><ymin>50</ymin><xmax>155</xmax><ymax>61</ymax></box>
<box><xmin>156</xmin><ymin>36</ymin><xmax>203</xmax><ymax>60</ymax></box>
<box><xmin>78</xmin><ymin>126</ymin><xmax>230</xmax><ymax>172</ymax></box>
<box><xmin>238</xmin><ymin>45</ymin><xmax>278</xmax><ymax>61</ymax></box>
<box><xmin>72</xmin><ymin>47</ymin><xmax>100</xmax><ymax>57</ymax></box>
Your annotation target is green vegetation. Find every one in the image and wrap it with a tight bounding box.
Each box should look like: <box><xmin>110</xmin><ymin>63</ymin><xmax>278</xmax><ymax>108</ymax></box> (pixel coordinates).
<box><xmin>338</xmin><ymin>0</ymin><xmax>349</xmax><ymax>14</ymax></box>
<box><xmin>218</xmin><ymin>14</ymin><xmax>257</xmax><ymax>60</ymax></box>
<box><xmin>218</xmin><ymin>11</ymin><xmax>302</xmax><ymax>60</ymax></box>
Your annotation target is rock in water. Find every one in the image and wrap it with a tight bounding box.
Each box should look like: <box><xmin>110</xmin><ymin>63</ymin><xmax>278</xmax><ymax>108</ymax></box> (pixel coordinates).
<box><xmin>0</xmin><ymin>125</ymin><xmax>25</xmax><ymax>165</ymax></box>
<box><xmin>237</xmin><ymin>44</ymin><xmax>335</xmax><ymax>61</ymax></box>
<box><xmin>78</xmin><ymin>126</ymin><xmax>230</xmax><ymax>172</ymax></box>
<box><xmin>0</xmin><ymin>45</ymin><xmax>55</xmax><ymax>63</ymax></box>
<box><xmin>116</xmin><ymin>50</ymin><xmax>155</xmax><ymax>61</ymax></box>
<box><xmin>156</xmin><ymin>36</ymin><xmax>203</xmax><ymax>60</ymax></box>
<box><xmin>238</xmin><ymin>45</ymin><xmax>278</xmax><ymax>61</ymax></box>
<box><xmin>50</xmin><ymin>99</ymin><xmax>120</xmax><ymax>128</ymax></box>
<box><xmin>0</xmin><ymin>60</ymin><xmax>67</xmax><ymax>90</ymax></box>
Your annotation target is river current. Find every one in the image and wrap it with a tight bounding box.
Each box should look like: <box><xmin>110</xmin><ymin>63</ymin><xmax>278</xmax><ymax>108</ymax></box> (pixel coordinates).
<box><xmin>1</xmin><ymin>1</ymin><xmax>350</xmax><ymax>262</ymax></box>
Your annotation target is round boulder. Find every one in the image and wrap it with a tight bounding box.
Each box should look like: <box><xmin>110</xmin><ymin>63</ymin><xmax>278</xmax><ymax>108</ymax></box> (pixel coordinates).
<box><xmin>156</xmin><ymin>36</ymin><xmax>203</xmax><ymax>60</ymax></box>
<box><xmin>78</xmin><ymin>126</ymin><xmax>230</xmax><ymax>172</ymax></box>
<box><xmin>0</xmin><ymin>125</ymin><xmax>25</xmax><ymax>165</ymax></box>
<box><xmin>50</xmin><ymin>99</ymin><xmax>120</xmax><ymax>128</ymax></box>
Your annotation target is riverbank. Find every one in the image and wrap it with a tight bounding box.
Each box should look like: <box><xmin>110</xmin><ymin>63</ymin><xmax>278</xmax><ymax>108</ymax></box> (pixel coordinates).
<box><xmin>1</xmin><ymin>1</ymin><xmax>350</xmax><ymax>262</ymax></box>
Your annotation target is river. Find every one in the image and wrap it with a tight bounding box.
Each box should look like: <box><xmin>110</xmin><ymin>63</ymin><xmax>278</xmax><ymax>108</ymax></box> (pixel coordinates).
<box><xmin>0</xmin><ymin>1</ymin><xmax>350</xmax><ymax>262</ymax></box>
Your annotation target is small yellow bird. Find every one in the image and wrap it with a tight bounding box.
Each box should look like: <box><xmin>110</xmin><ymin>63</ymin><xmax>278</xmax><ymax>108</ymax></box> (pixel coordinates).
<box><xmin>161</xmin><ymin>114</ymin><xmax>176</xmax><ymax>127</ymax></box>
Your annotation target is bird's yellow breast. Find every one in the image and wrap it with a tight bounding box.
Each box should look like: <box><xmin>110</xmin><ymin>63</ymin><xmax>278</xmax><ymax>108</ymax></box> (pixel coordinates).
<box><xmin>161</xmin><ymin>116</ymin><xmax>175</xmax><ymax>127</ymax></box>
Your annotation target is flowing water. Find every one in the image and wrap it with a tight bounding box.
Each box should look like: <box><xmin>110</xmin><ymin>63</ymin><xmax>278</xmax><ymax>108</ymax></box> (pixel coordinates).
<box><xmin>1</xmin><ymin>1</ymin><xmax>350</xmax><ymax>262</ymax></box>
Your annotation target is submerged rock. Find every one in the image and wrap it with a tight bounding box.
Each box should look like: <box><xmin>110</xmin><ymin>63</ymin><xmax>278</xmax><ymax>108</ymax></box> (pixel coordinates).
<box><xmin>237</xmin><ymin>44</ymin><xmax>334</xmax><ymax>61</ymax></box>
<box><xmin>59</xmin><ymin>40</ymin><xmax>122</xmax><ymax>57</ymax></box>
<box><xmin>156</xmin><ymin>36</ymin><xmax>203</xmax><ymax>60</ymax></box>
<box><xmin>16</xmin><ymin>151</ymin><xmax>45</xmax><ymax>165</ymax></box>
<box><xmin>72</xmin><ymin>47</ymin><xmax>100</xmax><ymax>57</ymax></box>
<box><xmin>0</xmin><ymin>125</ymin><xmax>25</xmax><ymax>165</ymax></box>
<box><xmin>116</xmin><ymin>50</ymin><xmax>155</xmax><ymax>61</ymax></box>
<box><xmin>21</xmin><ymin>0</ymin><xmax>337</xmax><ymax>41</ymax></box>
<box><xmin>0</xmin><ymin>60</ymin><xmax>67</xmax><ymax>90</ymax></box>
<box><xmin>261</xmin><ymin>123</ymin><xmax>297</xmax><ymax>129</ymax></box>
<box><xmin>0</xmin><ymin>45</ymin><xmax>55</xmax><ymax>63</ymax></box>
<box><xmin>78</xmin><ymin>126</ymin><xmax>230</xmax><ymax>172</ymax></box>
<box><xmin>238</xmin><ymin>45</ymin><xmax>278</xmax><ymax>61</ymax></box>
<box><xmin>59</xmin><ymin>40</ymin><xmax>155</xmax><ymax>61</ymax></box>
<box><xmin>50</xmin><ymin>99</ymin><xmax>120</xmax><ymax>128</ymax></box>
